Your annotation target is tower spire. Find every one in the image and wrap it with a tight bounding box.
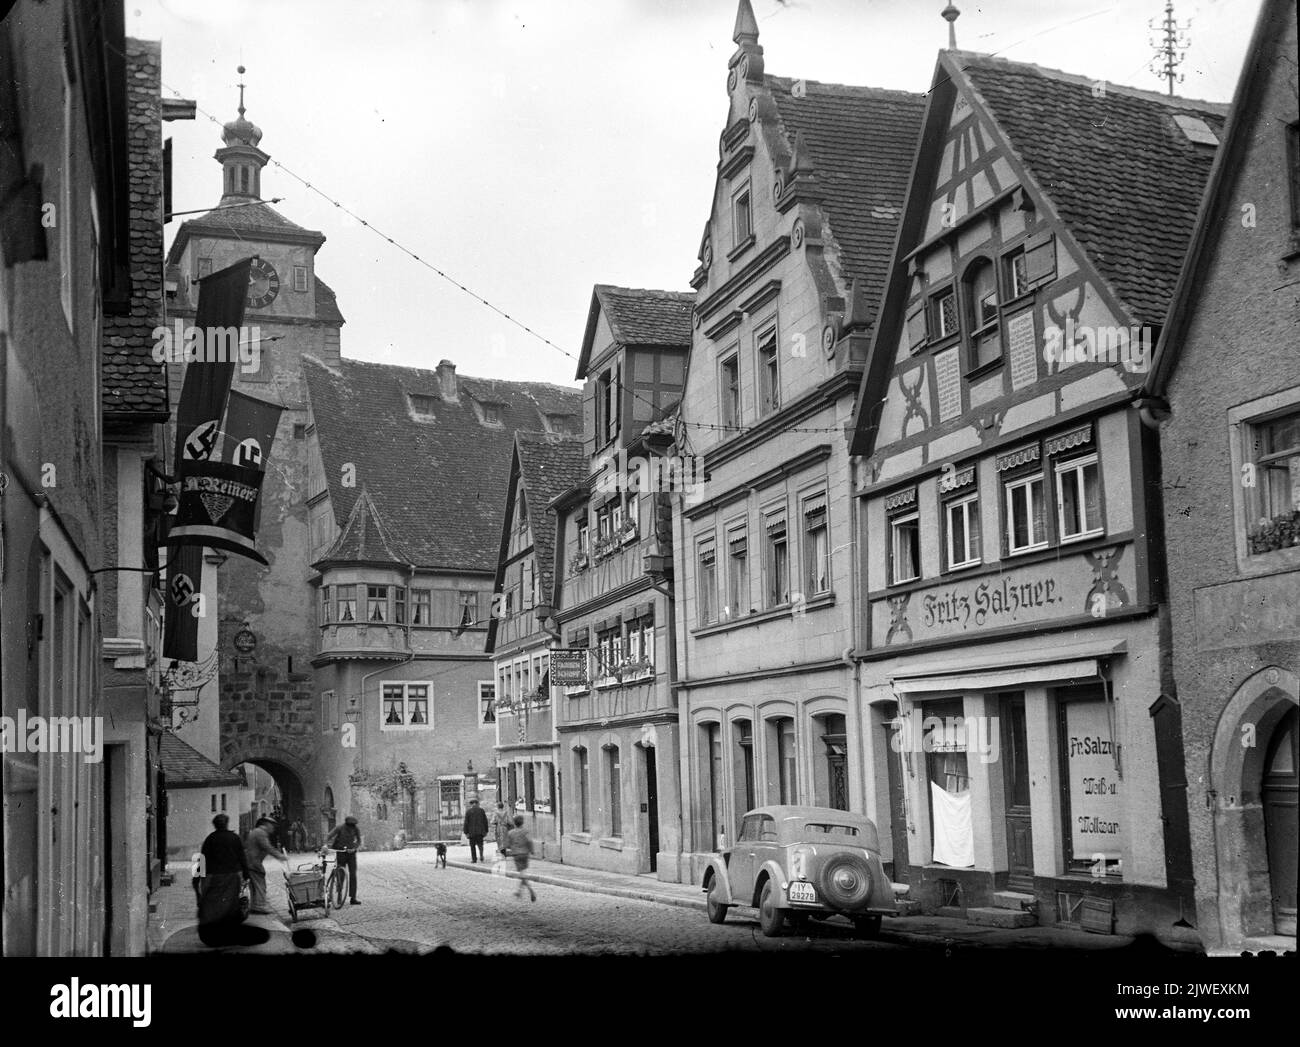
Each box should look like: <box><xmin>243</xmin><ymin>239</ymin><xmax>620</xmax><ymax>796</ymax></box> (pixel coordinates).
<box><xmin>237</xmin><ymin>63</ymin><xmax>247</xmax><ymax>117</ymax></box>
<box><xmin>941</xmin><ymin>3</ymin><xmax>961</xmax><ymax>50</ymax></box>
<box><xmin>216</xmin><ymin>63</ymin><xmax>268</xmax><ymax>203</ymax></box>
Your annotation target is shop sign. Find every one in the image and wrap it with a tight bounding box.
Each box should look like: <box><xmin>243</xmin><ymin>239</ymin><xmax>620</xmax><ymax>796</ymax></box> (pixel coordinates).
<box><xmin>549</xmin><ymin>648</ymin><xmax>589</xmax><ymax>686</ymax></box>
<box><xmin>870</xmin><ymin>545</ymin><xmax>1135</xmax><ymax>647</ymax></box>
<box><xmin>1064</xmin><ymin>699</ymin><xmax>1122</xmax><ymax>863</ymax></box>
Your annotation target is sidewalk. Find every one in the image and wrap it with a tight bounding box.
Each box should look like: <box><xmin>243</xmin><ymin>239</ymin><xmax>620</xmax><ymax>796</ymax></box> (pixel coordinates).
<box><xmin>432</xmin><ymin>844</ymin><xmax>1203</xmax><ymax>953</ymax></box>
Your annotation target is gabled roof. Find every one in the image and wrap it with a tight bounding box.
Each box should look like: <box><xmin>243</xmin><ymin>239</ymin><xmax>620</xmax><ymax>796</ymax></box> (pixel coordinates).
<box><xmin>957</xmin><ymin>51</ymin><xmax>1227</xmax><ymax>325</ymax></box>
<box><xmin>1146</xmin><ymin>0</ymin><xmax>1293</xmax><ymax>397</ymax></box>
<box><xmin>485</xmin><ymin>431</ymin><xmax>586</xmax><ymax>653</ymax></box>
<box><xmin>314</xmin><ymin>485</ymin><xmax>407</xmax><ymax>568</ymax></box>
<box><xmin>577</xmin><ymin>285</ymin><xmax>694</xmax><ymax>378</ymax></box>
<box><xmin>765</xmin><ymin>75</ymin><xmax>926</xmax><ymax>304</ymax></box>
<box><xmin>304</xmin><ymin>357</ymin><xmax>582</xmax><ymax>572</ymax></box>
<box><xmin>102</xmin><ymin>38</ymin><xmax>168</xmax><ymax>419</ymax></box>
<box><xmin>849</xmin><ymin>49</ymin><xmax>1231</xmax><ymax>456</ymax></box>
<box><xmin>160</xmin><ymin>732</ymin><xmax>244</xmax><ymax>788</ymax></box>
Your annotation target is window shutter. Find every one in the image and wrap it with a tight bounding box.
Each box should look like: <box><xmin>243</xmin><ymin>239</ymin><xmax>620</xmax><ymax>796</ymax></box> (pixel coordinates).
<box><xmin>906</xmin><ymin>300</ymin><xmax>929</xmax><ymax>349</ymax></box>
<box><xmin>1023</xmin><ymin>233</ymin><xmax>1056</xmax><ymax>285</ymax></box>
<box><xmin>582</xmin><ymin>377</ymin><xmax>597</xmax><ymax>458</ymax></box>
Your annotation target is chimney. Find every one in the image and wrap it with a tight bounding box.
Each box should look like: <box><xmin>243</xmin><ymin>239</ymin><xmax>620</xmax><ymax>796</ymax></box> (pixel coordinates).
<box><xmin>436</xmin><ymin>359</ymin><xmax>458</xmax><ymax>402</ymax></box>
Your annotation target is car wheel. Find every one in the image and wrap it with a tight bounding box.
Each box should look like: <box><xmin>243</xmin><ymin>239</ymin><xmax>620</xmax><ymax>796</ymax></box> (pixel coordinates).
<box><xmin>853</xmin><ymin>915</ymin><xmax>882</xmax><ymax>939</ymax></box>
<box><xmin>758</xmin><ymin>880</ymin><xmax>785</xmax><ymax>937</ymax></box>
<box><xmin>706</xmin><ymin>879</ymin><xmax>729</xmax><ymax>925</ymax></box>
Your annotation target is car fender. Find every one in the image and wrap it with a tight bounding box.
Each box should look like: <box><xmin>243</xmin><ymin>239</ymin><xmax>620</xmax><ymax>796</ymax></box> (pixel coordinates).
<box><xmin>702</xmin><ymin>858</ymin><xmax>734</xmax><ymax>905</ymax></box>
<box><xmin>753</xmin><ymin>858</ymin><xmax>791</xmax><ymax>908</ymax></box>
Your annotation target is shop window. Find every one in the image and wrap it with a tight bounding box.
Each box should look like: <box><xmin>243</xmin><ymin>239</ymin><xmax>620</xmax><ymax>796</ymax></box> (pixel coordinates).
<box><xmin>924</xmin><ymin>698</ymin><xmax>972</xmax><ymax>868</ymax></box>
<box><xmin>763</xmin><ymin>511</ymin><xmax>789</xmax><ymax>607</ymax></box>
<box><xmin>697</xmin><ymin>537</ymin><xmax>718</xmax><ymax>625</ymax></box>
<box><xmin>735</xmin><ymin>720</ymin><xmax>756</xmax><ymax>817</ymax></box>
<box><xmin>1056</xmin><ymin>454</ymin><xmax>1103</xmax><ymax>542</ymax></box>
<box><xmin>1057</xmin><ymin>687</ymin><xmax>1123</xmax><ymax>876</ymax></box>
<box><xmin>720</xmin><ymin>353</ymin><xmax>741</xmax><ymax>429</ymax></box>
<box><xmin>725</xmin><ymin>524</ymin><xmax>749</xmax><ymax>619</ymax></box>
<box><xmin>889</xmin><ymin>511</ymin><xmax>920</xmax><ymax>584</ymax></box>
<box><xmin>802</xmin><ymin>493</ymin><xmax>830</xmax><ymax>596</ymax></box>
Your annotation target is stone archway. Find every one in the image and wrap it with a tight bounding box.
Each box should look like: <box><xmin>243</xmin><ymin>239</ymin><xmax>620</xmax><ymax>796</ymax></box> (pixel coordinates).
<box><xmin>221</xmin><ymin>747</ymin><xmax>314</xmax><ymax>848</ymax></box>
<box><xmin>1207</xmin><ymin>665</ymin><xmax>1300</xmax><ymax>946</ymax></box>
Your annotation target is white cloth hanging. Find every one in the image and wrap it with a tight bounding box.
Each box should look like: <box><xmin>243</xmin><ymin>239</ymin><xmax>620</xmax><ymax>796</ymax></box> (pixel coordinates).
<box><xmin>930</xmin><ymin>781</ymin><xmax>974</xmax><ymax>868</ymax></box>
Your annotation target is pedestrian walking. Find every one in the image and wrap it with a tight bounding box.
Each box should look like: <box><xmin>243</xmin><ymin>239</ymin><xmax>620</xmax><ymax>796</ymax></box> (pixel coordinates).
<box><xmin>463</xmin><ymin>798</ymin><xmax>489</xmax><ymax>863</ymax></box>
<box><xmin>244</xmin><ymin>816</ymin><xmax>287</xmax><ymax>915</ymax></box>
<box><xmin>196</xmin><ymin>813</ymin><xmax>250</xmax><ymax>928</ymax></box>
<box><xmin>289</xmin><ymin>818</ymin><xmax>306</xmax><ymax>853</ymax></box>
<box><xmin>325</xmin><ymin>815</ymin><xmax>363</xmax><ymax>905</ymax></box>
<box><xmin>490</xmin><ymin>801</ymin><xmax>512</xmax><ymax>856</ymax></box>
<box><xmin>504</xmin><ymin>815</ymin><xmax>537</xmax><ymax>902</ymax></box>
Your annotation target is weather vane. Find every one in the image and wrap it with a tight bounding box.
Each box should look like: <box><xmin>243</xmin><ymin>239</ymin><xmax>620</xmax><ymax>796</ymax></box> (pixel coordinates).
<box><xmin>1149</xmin><ymin>0</ymin><xmax>1191</xmax><ymax>97</ymax></box>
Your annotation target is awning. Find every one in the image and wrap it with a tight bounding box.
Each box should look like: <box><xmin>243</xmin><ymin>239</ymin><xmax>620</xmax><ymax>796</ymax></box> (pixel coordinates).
<box><xmin>888</xmin><ymin>639</ymin><xmax>1126</xmax><ymax>694</ymax></box>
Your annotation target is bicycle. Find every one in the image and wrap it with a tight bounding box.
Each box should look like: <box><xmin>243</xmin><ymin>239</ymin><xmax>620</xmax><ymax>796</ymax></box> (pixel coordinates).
<box><xmin>319</xmin><ymin>847</ymin><xmax>355</xmax><ymax>911</ymax></box>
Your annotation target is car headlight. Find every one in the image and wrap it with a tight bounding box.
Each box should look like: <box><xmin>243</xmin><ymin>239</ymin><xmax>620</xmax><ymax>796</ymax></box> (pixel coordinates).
<box><xmin>791</xmin><ymin>845</ymin><xmax>813</xmax><ymax>881</ymax></box>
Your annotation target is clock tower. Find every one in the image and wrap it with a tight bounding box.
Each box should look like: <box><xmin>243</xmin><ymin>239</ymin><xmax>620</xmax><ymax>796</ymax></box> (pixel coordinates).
<box><xmin>163</xmin><ymin>70</ymin><xmax>345</xmax><ymax>814</ymax></box>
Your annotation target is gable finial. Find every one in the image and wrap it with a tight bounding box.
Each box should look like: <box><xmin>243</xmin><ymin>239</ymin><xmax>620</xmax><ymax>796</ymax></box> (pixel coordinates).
<box><xmin>1149</xmin><ymin>0</ymin><xmax>1191</xmax><ymax>97</ymax></box>
<box><xmin>941</xmin><ymin>3</ymin><xmax>960</xmax><ymax>50</ymax></box>
<box><xmin>236</xmin><ymin>64</ymin><xmax>246</xmax><ymax>117</ymax></box>
<box><xmin>733</xmin><ymin>0</ymin><xmax>759</xmax><ymax>46</ymax></box>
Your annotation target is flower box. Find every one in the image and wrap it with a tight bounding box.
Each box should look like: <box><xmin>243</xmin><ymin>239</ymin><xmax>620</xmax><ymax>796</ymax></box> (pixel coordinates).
<box><xmin>1248</xmin><ymin>508</ymin><xmax>1300</xmax><ymax>555</ymax></box>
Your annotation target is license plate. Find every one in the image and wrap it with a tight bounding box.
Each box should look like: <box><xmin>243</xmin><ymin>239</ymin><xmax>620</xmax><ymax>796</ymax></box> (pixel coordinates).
<box><xmin>787</xmin><ymin>881</ymin><xmax>817</xmax><ymax>904</ymax></box>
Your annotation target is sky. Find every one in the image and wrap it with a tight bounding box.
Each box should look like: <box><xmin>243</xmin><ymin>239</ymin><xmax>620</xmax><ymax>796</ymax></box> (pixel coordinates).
<box><xmin>127</xmin><ymin>0</ymin><xmax>1260</xmax><ymax>389</ymax></box>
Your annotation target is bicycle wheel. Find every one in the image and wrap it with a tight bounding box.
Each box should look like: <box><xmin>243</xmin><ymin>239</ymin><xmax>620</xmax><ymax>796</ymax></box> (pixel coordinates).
<box><xmin>329</xmin><ymin>867</ymin><xmax>348</xmax><ymax>910</ymax></box>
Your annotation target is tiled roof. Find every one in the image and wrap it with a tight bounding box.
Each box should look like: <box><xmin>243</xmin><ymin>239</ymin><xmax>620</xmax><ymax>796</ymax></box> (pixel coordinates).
<box><xmin>304</xmin><ymin>357</ymin><xmax>582</xmax><ymax>571</ymax></box>
<box><xmin>102</xmin><ymin>38</ymin><xmax>167</xmax><ymax>418</ymax></box>
<box><xmin>515</xmin><ymin>432</ymin><xmax>587</xmax><ymax>602</ymax></box>
<box><xmin>594</xmin><ymin>286</ymin><xmax>694</xmax><ymax>346</ymax></box>
<box><xmin>160</xmin><ymin>732</ymin><xmax>244</xmax><ymax>788</ymax></box>
<box><xmin>766</xmin><ymin>75</ymin><xmax>926</xmax><ymax>304</ymax></box>
<box><xmin>164</xmin><ymin>202</ymin><xmax>324</xmax><ymax>267</ymax></box>
<box><xmin>317</xmin><ymin>486</ymin><xmax>406</xmax><ymax>566</ymax></box>
<box><xmin>958</xmin><ymin>52</ymin><xmax>1227</xmax><ymax>324</ymax></box>
<box><xmin>315</xmin><ymin>276</ymin><xmax>344</xmax><ymax>326</ymax></box>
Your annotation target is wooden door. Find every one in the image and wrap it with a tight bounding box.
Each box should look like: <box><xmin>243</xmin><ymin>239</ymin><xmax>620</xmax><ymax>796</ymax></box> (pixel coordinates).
<box><xmin>1001</xmin><ymin>694</ymin><xmax>1034</xmax><ymax>887</ymax></box>
<box><xmin>883</xmin><ymin>719</ymin><xmax>910</xmax><ymax>882</ymax></box>
<box><xmin>1262</xmin><ymin>707</ymin><xmax>1298</xmax><ymax>936</ymax></box>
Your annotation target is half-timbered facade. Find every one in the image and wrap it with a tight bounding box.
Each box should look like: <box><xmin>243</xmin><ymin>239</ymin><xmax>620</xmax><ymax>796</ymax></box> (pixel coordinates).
<box><xmin>849</xmin><ymin>49</ymin><xmax>1226</xmax><ymax>935</ymax></box>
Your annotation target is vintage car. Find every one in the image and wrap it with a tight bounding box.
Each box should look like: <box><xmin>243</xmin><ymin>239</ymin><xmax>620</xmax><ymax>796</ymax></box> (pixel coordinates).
<box><xmin>701</xmin><ymin>805</ymin><xmax>900</xmax><ymax>937</ymax></box>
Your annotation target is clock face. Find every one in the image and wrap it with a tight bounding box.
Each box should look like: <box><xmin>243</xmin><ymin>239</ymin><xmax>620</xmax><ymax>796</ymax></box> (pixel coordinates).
<box><xmin>247</xmin><ymin>258</ymin><xmax>280</xmax><ymax>309</ymax></box>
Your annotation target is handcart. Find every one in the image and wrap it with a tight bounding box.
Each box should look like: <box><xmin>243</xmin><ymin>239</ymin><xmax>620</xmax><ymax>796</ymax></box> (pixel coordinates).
<box><xmin>284</xmin><ymin>855</ymin><xmax>328</xmax><ymax>922</ymax></box>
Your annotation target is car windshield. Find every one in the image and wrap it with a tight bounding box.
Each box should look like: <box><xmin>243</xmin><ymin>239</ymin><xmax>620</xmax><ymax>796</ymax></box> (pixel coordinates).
<box><xmin>805</xmin><ymin>823</ymin><xmax>858</xmax><ymax>836</ymax></box>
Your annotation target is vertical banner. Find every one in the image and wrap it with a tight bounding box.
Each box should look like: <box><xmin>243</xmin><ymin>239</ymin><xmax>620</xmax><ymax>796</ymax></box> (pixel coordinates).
<box><xmin>164</xmin><ymin>258</ymin><xmax>253</xmax><ymax>661</ymax></box>
<box><xmin>223</xmin><ymin>389</ymin><xmax>283</xmax><ymax>530</ymax></box>
<box><xmin>173</xmin><ymin>257</ymin><xmax>253</xmax><ymax>470</ymax></box>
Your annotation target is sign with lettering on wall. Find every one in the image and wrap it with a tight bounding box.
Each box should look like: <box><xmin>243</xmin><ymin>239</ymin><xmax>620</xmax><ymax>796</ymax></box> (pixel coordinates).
<box><xmin>549</xmin><ymin>648</ymin><xmax>589</xmax><ymax>687</ymax></box>
<box><xmin>1064</xmin><ymin>698</ymin><xmax>1122</xmax><ymax>862</ymax></box>
<box><xmin>869</xmin><ymin>544</ymin><xmax>1136</xmax><ymax>647</ymax></box>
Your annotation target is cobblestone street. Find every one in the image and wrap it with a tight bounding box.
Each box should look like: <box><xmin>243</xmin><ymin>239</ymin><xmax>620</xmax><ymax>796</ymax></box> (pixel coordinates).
<box><xmin>321</xmin><ymin>849</ymin><xmax>901</xmax><ymax>955</ymax></box>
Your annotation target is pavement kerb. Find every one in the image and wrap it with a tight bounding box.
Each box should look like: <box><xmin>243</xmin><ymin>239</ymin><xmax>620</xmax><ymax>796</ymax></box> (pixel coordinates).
<box><xmin>443</xmin><ymin>857</ymin><xmax>708</xmax><ymax>912</ymax></box>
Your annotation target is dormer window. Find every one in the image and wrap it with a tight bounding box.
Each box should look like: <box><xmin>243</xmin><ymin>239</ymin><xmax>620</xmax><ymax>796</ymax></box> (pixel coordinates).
<box><xmin>1172</xmin><ymin>114</ymin><xmax>1219</xmax><ymax>147</ymax></box>
<box><xmin>544</xmin><ymin>412</ymin><xmax>576</xmax><ymax>435</ymax></box>
<box><xmin>482</xmin><ymin>403</ymin><xmax>503</xmax><ymax>425</ymax></box>
<box><xmin>409</xmin><ymin>393</ymin><xmax>436</xmax><ymax>417</ymax></box>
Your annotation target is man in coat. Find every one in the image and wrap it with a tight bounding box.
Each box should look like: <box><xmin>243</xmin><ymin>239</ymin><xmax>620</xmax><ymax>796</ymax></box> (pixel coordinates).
<box><xmin>462</xmin><ymin>798</ymin><xmax>489</xmax><ymax>863</ymax></box>
<box><xmin>244</xmin><ymin>816</ymin><xmax>287</xmax><ymax>914</ymax></box>
<box><xmin>325</xmin><ymin>815</ymin><xmax>363</xmax><ymax>905</ymax></box>
<box><xmin>195</xmin><ymin>814</ymin><xmax>250</xmax><ymax>928</ymax></box>
<box><xmin>490</xmin><ymin>801</ymin><xmax>512</xmax><ymax>857</ymax></box>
